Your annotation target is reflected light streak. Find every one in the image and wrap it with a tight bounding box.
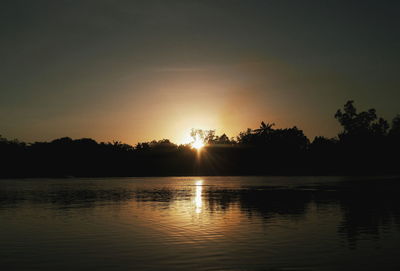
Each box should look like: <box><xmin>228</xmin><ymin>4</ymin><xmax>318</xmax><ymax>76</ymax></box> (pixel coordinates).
<box><xmin>194</xmin><ymin>180</ymin><xmax>203</xmax><ymax>214</ymax></box>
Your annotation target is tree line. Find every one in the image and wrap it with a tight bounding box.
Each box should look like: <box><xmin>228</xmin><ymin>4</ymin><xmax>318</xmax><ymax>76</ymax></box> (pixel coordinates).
<box><xmin>1</xmin><ymin>100</ymin><xmax>399</xmax><ymax>177</ymax></box>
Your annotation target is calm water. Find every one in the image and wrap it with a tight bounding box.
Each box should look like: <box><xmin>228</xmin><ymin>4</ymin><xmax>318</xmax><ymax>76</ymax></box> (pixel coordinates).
<box><xmin>1</xmin><ymin>176</ymin><xmax>400</xmax><ymax>271</ymax></box>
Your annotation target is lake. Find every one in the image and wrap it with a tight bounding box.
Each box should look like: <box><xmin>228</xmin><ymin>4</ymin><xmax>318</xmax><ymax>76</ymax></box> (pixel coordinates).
<box><xmin>1</xmin><ymin>176</ymin><xmax>400</xmax><ymax>270</ymax></box>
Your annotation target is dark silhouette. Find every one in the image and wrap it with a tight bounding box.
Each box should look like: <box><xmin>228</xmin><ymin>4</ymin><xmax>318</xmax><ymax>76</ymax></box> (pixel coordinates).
<box><xmin>0</xmin><ymin>100</ymin><xmax>399</xmax><ymax>177</ymax></box>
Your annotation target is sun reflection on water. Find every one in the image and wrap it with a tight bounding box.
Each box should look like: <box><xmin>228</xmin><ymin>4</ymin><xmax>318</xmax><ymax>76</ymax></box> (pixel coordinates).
<box><xmin>194</xmin><ymin>180</ymin><xmax>203</xmax><ymax>214</ymax></box>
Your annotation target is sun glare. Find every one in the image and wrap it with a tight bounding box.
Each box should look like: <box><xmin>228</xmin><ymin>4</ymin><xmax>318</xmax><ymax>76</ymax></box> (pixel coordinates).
<box><xmin>191</xmin><ymin>135</ymin><xmax>205</xmax><ymax>150</ymax></box>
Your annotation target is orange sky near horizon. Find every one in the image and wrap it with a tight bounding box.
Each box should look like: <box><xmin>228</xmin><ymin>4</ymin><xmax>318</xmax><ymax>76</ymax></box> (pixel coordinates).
<box><xmin>1</xmin><ymin>1</ymin><xmax>399</xmax><ymax>145</ymax></box>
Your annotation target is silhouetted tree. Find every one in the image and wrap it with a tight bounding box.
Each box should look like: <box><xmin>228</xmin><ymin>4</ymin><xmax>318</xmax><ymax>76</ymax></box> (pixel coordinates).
<box><xmin>0</xmin><ymin>100</ymin><xmax>399</xmax><ymax>177</ymax></box>
<box><xmin>334</xmin><ymin>100</ymin><xmax>396</xmax><ymax>174</ymax></box>
<box><xmin>335</xmin><ymin>100</ymin><xmax>389</xmax><ymax>139</ymax></box>
<box><xmin>254</xmin><ymin>121</ymin><xmax>275</xmax><ymax>136</ymax></box>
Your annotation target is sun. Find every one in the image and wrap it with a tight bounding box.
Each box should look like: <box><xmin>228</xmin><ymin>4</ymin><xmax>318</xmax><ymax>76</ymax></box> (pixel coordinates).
<box><xmin>191</xmin><ymin>135</ymin><xmax>205</xmax><ymax>150</ymax></box>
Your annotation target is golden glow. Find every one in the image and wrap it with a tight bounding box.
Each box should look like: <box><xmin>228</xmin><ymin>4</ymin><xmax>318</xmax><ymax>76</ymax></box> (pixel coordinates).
<box><xmin>194</xmin><ymin>180</ymin><xmax>203</xmax><ymax>214</ymax></box>
<box><xmin>191</xmin><ymin>134</ymin><xmax>205</xmax><ymax>150</ymax></box>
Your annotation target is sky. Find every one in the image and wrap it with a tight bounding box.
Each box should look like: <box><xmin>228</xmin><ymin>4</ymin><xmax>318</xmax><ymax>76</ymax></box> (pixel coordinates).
<box><xmin>1</xmin><ymin>0</ymin><xmax>399</xmax><ymax>144</ymax></box>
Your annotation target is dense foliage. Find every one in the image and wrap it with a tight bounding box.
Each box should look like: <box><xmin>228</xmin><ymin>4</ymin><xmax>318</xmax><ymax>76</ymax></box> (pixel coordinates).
<box><xmin>1</xmin><ymin>101</ymin><xmax>399</xmax><ymax>177</ymax></box>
